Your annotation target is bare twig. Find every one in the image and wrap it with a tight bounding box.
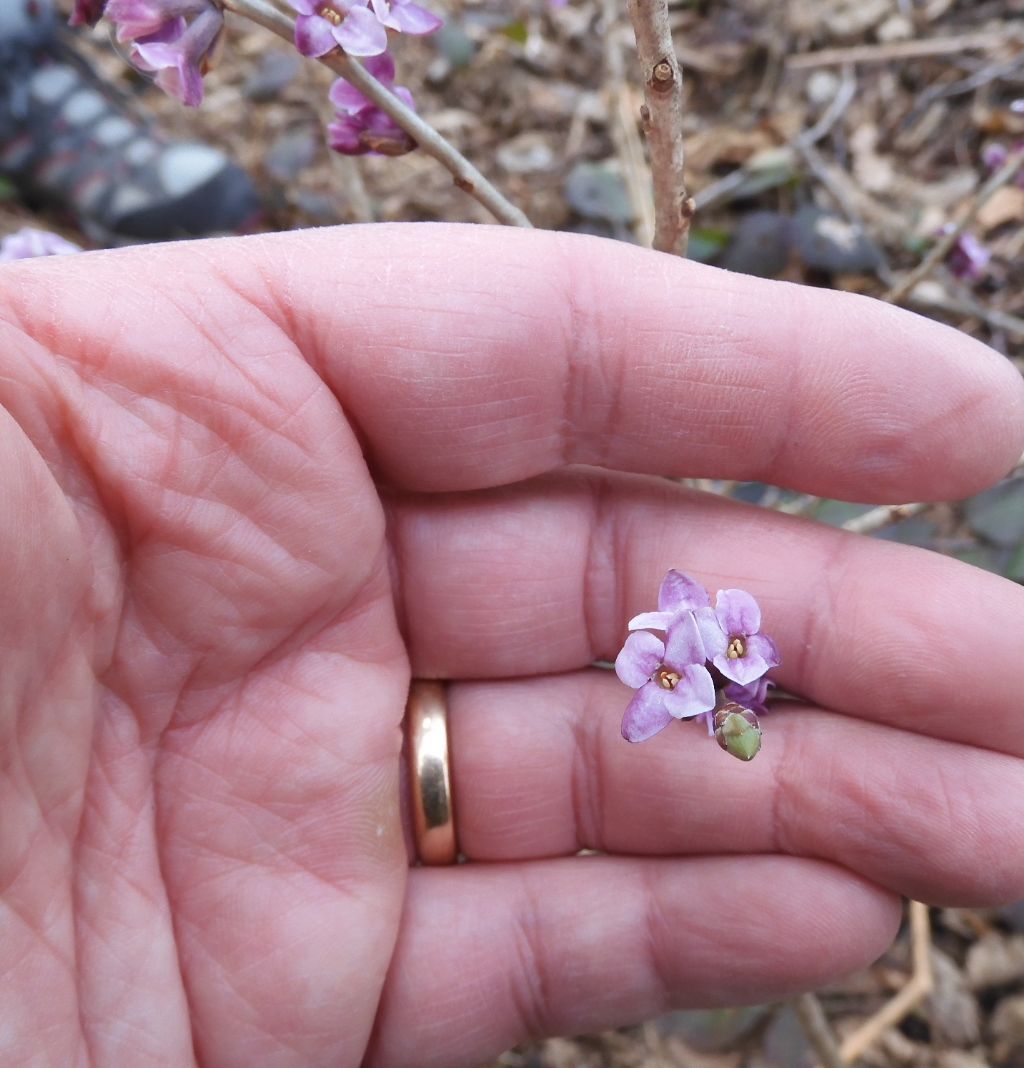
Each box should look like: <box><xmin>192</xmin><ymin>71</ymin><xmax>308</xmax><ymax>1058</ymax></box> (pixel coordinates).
<box><xmin>625</xmin><ymin>0</ymin><xmax>693</xmax><ymax>256</ymax></box>
<box><xmin>793</xmin><ymin>993</ymin><xmax>847</xmax><ymax>1068</ymax></box>
<box><xmin>886</xmin><ymin>145</ymin><xmax>1024</xmax><ymax>304</ymax></box>
<box><xmin>796</xmin><ymin>64</ymin><xmax>858</xmax><ymax>149</ymax></box>
<box><xmin>841</xmin><ymin>455</ymin><xmax>1024</xmax><ymax>538</ymax></box>
<box><xmin>787</xmin><ymin>30</ymin><xmax>1023</xmax><ymax>70</ymax></box>
<box><xmin>842</xmin><ymin>501</ymin><xmax>931</xmax><ymax>536</ymax></box>
<box><xmin>839</xmin><ymin>901</ymin><xmax>933</xmax><ymax>1064</ymax></box>
<box><xmin>602</xmin><ymin>0</ymin><xmax>656</xmax><ymax>245</ymax></box>
<box><xmin>222</xmin><ymin>0</ymin><xmax>532</xmax><ymax>228</ymax></box>
<box><xmin>908</xmin><ymin>284</ymin><xmax>1024</xmax><ymax>339</ymax></box>
<box><xmin>901</xmin><ymin>50</ymin><xmax>1024</xmax><ymax>130</ymax></box>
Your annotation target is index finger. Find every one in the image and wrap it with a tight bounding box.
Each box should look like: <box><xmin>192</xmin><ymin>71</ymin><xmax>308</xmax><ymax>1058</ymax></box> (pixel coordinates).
<box><xmin>16</xmin><ymin>225</ymin><xmax>1024</xmax><ymax>500</ymax></box>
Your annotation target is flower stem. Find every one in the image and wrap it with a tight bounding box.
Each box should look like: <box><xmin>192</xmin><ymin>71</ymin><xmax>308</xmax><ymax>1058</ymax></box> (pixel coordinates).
<box><xmin>221</xmin><ymin>0</ymin><xmax>532</xmax><ymax>228</ymax></box>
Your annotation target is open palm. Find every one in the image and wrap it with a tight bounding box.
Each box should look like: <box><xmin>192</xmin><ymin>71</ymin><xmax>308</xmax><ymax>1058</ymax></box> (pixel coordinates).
<box><xmin>2</xmin><ymin>225</ymin><xmax>1023</xmax><ymax>1068</ymax></box>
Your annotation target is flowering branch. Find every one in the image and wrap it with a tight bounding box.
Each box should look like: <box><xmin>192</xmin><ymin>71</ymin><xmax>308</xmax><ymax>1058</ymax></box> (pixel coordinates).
<box><xmin>222</xmin><ymin>0</ymin><xmax>532</xmax><ymax>228</ymax></box>
<box><xmin>625</xmin><ymin>0</ymin><xmax>693</xmax><ymax>256</ymax></box>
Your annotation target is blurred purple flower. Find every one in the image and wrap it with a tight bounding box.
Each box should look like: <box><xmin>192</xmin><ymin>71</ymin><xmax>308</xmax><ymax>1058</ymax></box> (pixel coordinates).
<box><xmin>371</xmin><ymin>0</ymin><xmax>443</xmax><ymax>35</ymax></box>
<box><xmin>70</xmin><ymin>0</ymin><xmax>108</xmax><ymax>25</ymax></box>
<box><xmin>627</xmin><ymin>568</ymin><xmax>710</xmax><ymax>633</ymax></box>
<box><xmin>696</xmin><ymin>589</ymin><xmax>780</xmax><ymax>687</ymax></box>
<box><xmin>104</xmin><ymin>0</ymin><xmax>210</xmax><ymax>40</ymax></box>
<box><xmin>0</xmin><ymin>228</ymin><xmax>81</xmax><ymax>261</ymax></box>
<box><xmin>983</xmin><ymin>143</ymin><xmax>1010</xmax><ymax>172</ymax></box>
<box><xmin>941</xmin><ymin>227</ymin><xmax>991</xmax><ymax>282</ymax></box>
<box><xmin>131</xmin><ymin>5</ymin><xmax>224</xmax><ymax>107</ymax></box>
<box><xmin>616</xmin><ymin>615</ymin><xmax>716</xmax><ymax>743</ymax></box>
<box><xmin>981</xmin><ymin>141</ymin><xmax>1024</xmax><ymax>188</ymax></box>
<box><xmin>327</xmin><ymin>54</ymin><xmax>417</xmax><ymax>156</ymax></box>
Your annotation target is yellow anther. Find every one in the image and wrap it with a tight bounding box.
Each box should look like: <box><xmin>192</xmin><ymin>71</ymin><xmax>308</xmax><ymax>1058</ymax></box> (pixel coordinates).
<box><xmin>727</xmin><ymin>637</ymin><xmax>746</xmax><ymax>659</ymax></box>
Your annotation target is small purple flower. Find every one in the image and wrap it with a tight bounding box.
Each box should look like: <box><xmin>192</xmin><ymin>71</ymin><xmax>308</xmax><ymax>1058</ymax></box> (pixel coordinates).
<box><xmin>627</xmin><ymin>568</ymin><xmax>710</xmax><ymax>632</ymax></box>
<box><xmin>327</xmin><ymin>53</ymin><xmax>417</xmax><ymax>156</ymax></box>
<box><xmin>983</xmin><ymin>143</ymin><xmax>1010</xmax><ymax>172</ymax></box>
<box><xmin>104</xmin><ymin>0</ymin><xmax>210</xmax><ymax>40</ymax></box>
<box><xmin>941</xmin><ymin>228</ymin><xmax>991</xmax><ymax>283</ymax></box>
<box><xmin>286</xmin><ymin>0</ymin><xmax>389</xmax><ymax>58</ymax></box>
<box><xmin>70</xmin><ymin>0</ymin><xmax>108</xmax><ymax>25</ymax></box>
<box><xmin>0</xmin><ymin>228</ymin><xmax>81</xmax><ymax>262</ymax></box>
<box><xmin>370</xmin><ymin>0</ymin><xmax>443</xmax><ymax>35</ymax></box>
<box><xmin>616</xmin><ymin>614</ymin><xmax>716</xmax><ymax>743</ymax></box>
<box><xmin>131</xmin><ymin>5</ymin><xmax>224</xmax><ymax>107</ymax></box>
<box><xmin>696</xmin><ymin>589</ymin><xmax>780</xmax><ymax>687</ymax></box>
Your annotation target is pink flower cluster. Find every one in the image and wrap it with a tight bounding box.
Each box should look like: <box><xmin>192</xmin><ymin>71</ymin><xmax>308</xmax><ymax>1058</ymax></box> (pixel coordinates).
<box><xmin>71</xmin><ymin>0</ymin><xmax>441</xmax><ymax>158</ymax></box>
<box><xmin>615</xmin><ymin>570</ymin><xmax>780</xmax><ymax>758</ymax></box>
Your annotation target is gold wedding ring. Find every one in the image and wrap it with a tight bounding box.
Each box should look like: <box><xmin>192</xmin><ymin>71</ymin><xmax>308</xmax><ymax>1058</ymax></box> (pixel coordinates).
<box><xmin>406</xmin><ymin>680</ymin><xmax>458</xmax><ymax>865</ymax></box>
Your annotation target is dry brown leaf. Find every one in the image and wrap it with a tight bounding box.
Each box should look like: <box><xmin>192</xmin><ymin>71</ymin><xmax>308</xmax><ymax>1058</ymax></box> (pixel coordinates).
<box><xmin>991</xmin><ymin>994</ymin><xmax>1024</xmax><ymax>1057</ymax></box>
<box><xmin>965</xmin><ymin>933</ymin><xmax>1024</xmax><ymax>991</ymax></box>
<box><xmin>926</xmin><ymin>948</ymin><xmax>981</xmax><ymax>1047</ymax></box>
<box><xmin>976</xmin><ymin>186</ymin><xmax>1024</xmax><ymax>233</ymax></box>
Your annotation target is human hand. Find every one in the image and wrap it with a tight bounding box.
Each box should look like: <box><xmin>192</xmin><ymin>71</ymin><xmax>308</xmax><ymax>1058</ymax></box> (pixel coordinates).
<box><xmin>1</xmin><ymin>225</ymin><xmax>1022</xmax><ymax>1067</ymax></box>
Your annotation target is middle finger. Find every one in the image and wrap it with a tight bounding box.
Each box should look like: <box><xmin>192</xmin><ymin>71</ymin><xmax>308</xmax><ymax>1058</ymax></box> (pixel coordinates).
<box><xmin>448</xmin><ymin>669</ymin><xmax>1024</xmax><ymax>906</ymax></box>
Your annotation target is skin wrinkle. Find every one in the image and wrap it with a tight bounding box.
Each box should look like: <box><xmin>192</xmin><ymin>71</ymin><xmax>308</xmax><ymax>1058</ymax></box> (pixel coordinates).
<box><xmin>638</xmin><ymin>864</ymin><xmax>681</xmax><ymax>1018</ymax></box>
<box><xmin>554</xmin><ymin>231</ymin><xmax>603</xmax><ymax>470</ymax></box>
<box><xmin>506</xmin><ymin>871</ymin><xmax>553</xmax><ymax>1043</ymax></box>
<box><xmin>766</xmin><ymin>705</ymin><xmax>813</xmax><ymax>861</ymax></box>
<box><xmin>75</xmin><ymin>709</ymin><xmax>194</xmax><ymax>1063</ymax></box>
<box><xmin>567</xmin><ymin>681</ymin><xmax>604</xmax><ymax>852</ymax></box>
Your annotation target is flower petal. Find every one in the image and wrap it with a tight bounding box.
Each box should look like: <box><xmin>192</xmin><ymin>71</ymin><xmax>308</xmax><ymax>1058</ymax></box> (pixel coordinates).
<box><xmin>724</xmin><ymin>676</ymin><xmax>769</xmax><ymax>712</ymax></box>
<box><xmin>713</xmin><ymin>650</ymin><xmax>769</xmax><ymax>687</ymax></box>
<box><xmin>627</xmin><ymin>610</ymin><xmax>674</xmax><ymax>632</ymax></box>
<box><xmin>362</xmin><ymin>50</ymin><xmax>397</xmax><ymax>83</ymax></box>
<box><xmin>334</xmin><ymin>5</ymin><xmax>388</xmax><ymax>55</ymax></box>
<box><xmin>327</xmin><ymin>115</ymin><xmax>365</xmax><ymax>154</ymax></box>
<box><xmin>614</xmin><ymin>631</ymin><xmax>664</xmax><ymax>689</ymax></box>
<box><xmin>662</xmin><ymin>663</ymin><xmax>716</xmax><ymax>718</ymax></box>
<box><xmin>694</xmin><ymin>606</ymin><xmax>727</xmax><ymax>659</ymax></box>
<box><xmin>658</xmin><ymin>570</ymin><xmax>710</xmax><ymax>613</ymax></box>
<box><xmin>620</xmin><ymin>684</ymin><xmax>674</xmax><ymax>743</ymax></box>
<box><xmin>663</xmin><ymin>612</ymin><xmax>705</xmax><ymax>669</ymax></box>
<box><xmin>393</xmin><ymin>86</ymin><xmax>416</xmax><ymax>110</ymax></box>
<box><xmin>383</xmin><ymin>0</ymin><xmax>443</xmax><ymax>33</ymax></box>
<box><xmin>747</xmin><ymin>632</ymin><xmax>780</xmax><ymax>669</ymax></box>
<box><xmin>285</xmin><ymin>0</ymin><xmax>318</xmax><ymax>13</ymax></box>
<box><xmin>695</xmin><ymin>709</ymin><xmax>716</xmax><ymax>736</ymax></box>
<box><xmin>715</xmin><ymin>589</ymin><xmax>761</xmax><ymax>637</ymax></box>
<box><xmin>157</xmin><ymin>62</ymin><xmax>203</xmax><ymax>106</ymax></box>
<box><xmin>329</xmin><ymin>77</ymin><xmax>370</xmax><ymax>113</ymax></box>
<box><xmin>295</xmin><ymin>13</ymin><xmax>338</xmax><ymax>56</ymax></box>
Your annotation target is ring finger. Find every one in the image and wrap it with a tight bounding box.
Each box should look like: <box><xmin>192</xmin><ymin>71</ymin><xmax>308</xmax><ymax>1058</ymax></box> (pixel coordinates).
<box><xmin>446</xmin><ymin>668</ymin><xmax>1024</xmax><ymax>907</ymax></box>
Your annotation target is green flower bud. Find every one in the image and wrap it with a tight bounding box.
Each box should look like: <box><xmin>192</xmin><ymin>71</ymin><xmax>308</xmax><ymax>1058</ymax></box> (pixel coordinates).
<box><xmin>713</xmin><ymin>703</ymin><xmax>762</xmax><ymax>762</ymax></box>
